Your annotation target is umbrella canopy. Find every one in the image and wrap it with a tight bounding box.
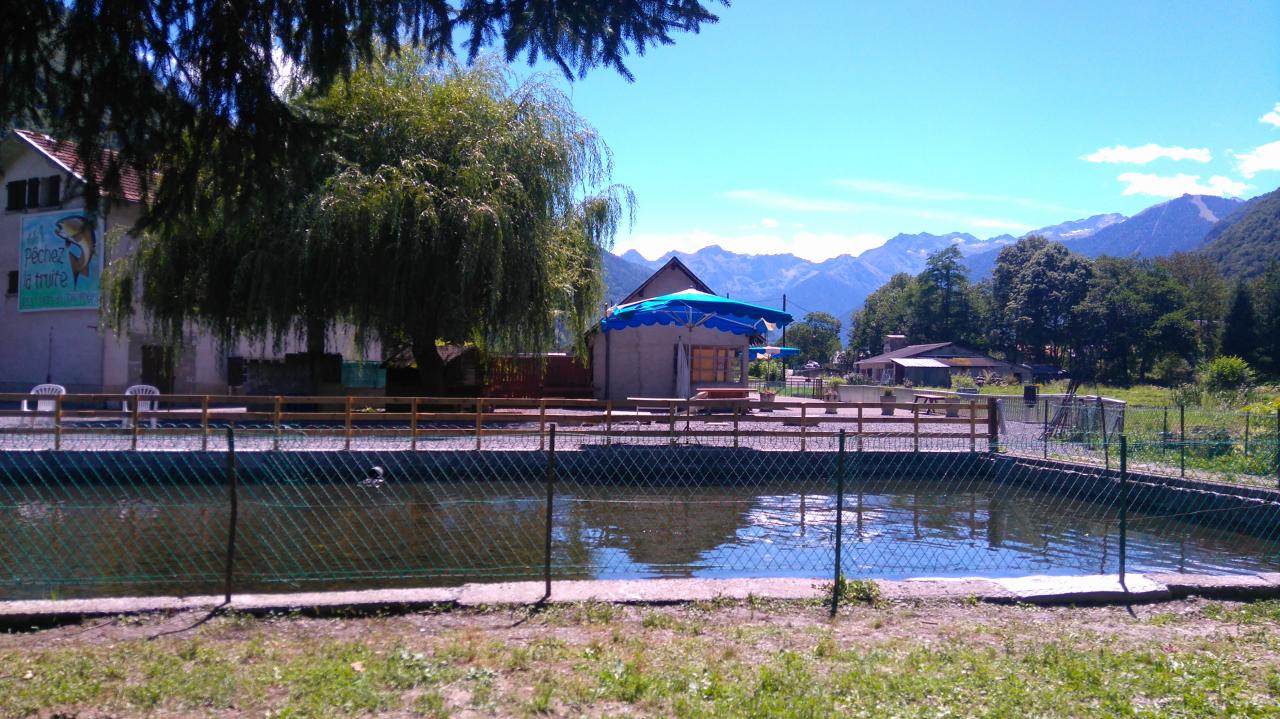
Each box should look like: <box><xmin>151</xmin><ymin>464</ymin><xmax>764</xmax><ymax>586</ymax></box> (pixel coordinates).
<box><xmin>748</xmin><ymin>346</ymin><xmax>800</xmax><ymax>359</ymax></box>
<box><xmin>601</xmin><ymin>289</ymin><xmax>792</xmax><ymax>336</ymax></box>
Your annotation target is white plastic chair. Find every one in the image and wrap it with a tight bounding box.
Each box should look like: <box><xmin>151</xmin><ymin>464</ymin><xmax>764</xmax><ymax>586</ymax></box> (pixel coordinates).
<box><xmin>22</xmin><ymin>384</ymin><xmax>66</xmax><ymax>427</ymax></box>
<box><xmin>123</xmin><ymin>384</ymin><xmax>161</xmax><ymax>428</ymax></box>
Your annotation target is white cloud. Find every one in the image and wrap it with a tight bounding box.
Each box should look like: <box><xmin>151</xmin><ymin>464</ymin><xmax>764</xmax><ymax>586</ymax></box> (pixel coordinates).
<box><xmin>1233</xmin><ymin>141</ymin><xmax>1280</xmax><ymax>178</ymax></box>
<box><xmin>613</xmin><ymin>229</ymin><xmax>886</xmax><ymax>263</ymax></box>
<box><xmin>722</xmin><ymin>189</ymin><xmax>863</xmax><ymax>213</ymax></box>
<box><xmin>1082</xmin><ymin>144</ymin><xmax>1212</xmax><ymax>164</ymax></box>
<box><xmin>1261</xmin><ymin>103</ymin><xmax>1280</xmax><ymax>128</ymax></box>
<box><xmin>1115</xmin><ymin>172</ymin><xmax>1249</xmax><ymax>198</ymax></box>
<box><xmin>760</xmin><ymin>217</ymin><xmax>780</xmax><ymax>229</ymax></box>
<box><xmin>833</xmin><ymin>178</ymin><xmax>1086</xmax><ymax>215</ymax></box>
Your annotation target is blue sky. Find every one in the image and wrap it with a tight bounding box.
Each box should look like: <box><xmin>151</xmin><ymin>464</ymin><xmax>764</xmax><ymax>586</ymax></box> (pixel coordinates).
<box><xmin>525</xmin><ymin>1</ymin><xmax>1280</xmax><ymax>262</ymax></box>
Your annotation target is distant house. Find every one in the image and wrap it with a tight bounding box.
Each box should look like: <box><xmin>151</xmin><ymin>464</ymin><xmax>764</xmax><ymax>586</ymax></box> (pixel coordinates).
<box><xmin>589</xmin><ymin>257</ymin><xmax>782</xmax><ymax>400</ymax></box>
<box><xmin>855</xmin><ymin>335</ymin><xmax>1029</xmax><ymax>387</ymax></box>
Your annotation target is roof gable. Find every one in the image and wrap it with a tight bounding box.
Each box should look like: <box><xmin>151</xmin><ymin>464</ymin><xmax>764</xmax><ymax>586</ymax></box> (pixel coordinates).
<box><xmin>620</xmin><ymin>256</ymin><xmax>715</xmax><ymax>303</ymax></box>
<box><xmin>857</xmin><ymin>342</ymin><xmax>953</xmax><ymax>365</ymax></box>
<box><xmin>6</xmin><ymin>130</ymin><xmax>144</xmax><ymax>203</ymax></box>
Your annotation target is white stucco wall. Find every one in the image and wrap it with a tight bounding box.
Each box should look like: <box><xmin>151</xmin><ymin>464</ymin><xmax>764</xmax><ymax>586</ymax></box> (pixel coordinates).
<box><xmin>591</xmin><ymin>324</ymin><xmax>748</xmax><ymax>400</ymax></box>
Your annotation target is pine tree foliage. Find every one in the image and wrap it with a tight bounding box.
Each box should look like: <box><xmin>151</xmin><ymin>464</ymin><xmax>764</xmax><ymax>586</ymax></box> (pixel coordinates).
<box><xmin>1</xmin><ymin>1</ymin><xmax>723</xmax><ymax>221</ymax></box>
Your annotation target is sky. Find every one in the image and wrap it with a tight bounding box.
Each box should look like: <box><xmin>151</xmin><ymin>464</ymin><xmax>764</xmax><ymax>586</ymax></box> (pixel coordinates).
<box><xmin>521</xmin><ymin>1</ymin><xmax>1280</xmax><ymax>262</ymax></box>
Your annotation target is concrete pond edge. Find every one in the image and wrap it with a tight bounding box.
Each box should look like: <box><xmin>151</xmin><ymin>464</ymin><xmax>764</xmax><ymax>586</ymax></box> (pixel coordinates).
<box><xmin>4</xmin><ymin>572</ymin><xmax>1280</xmax><ymax>627</ymax></box>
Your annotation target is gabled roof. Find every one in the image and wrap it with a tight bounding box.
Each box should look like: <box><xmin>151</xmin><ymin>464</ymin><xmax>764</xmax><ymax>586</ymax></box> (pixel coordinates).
<box><xmin>621</xmin><ymin>256</ymin><xmax>714</xmax><ymax>304</ymax></box>
<box><xmin>6</xmin><ymin>129</ymin><xmax>145</xmax><ymax>202</ymax></box>
<box><xmin>856</xmin><ymin>342</ymin><xmax>953</xmax><ymax>366</ymax></box>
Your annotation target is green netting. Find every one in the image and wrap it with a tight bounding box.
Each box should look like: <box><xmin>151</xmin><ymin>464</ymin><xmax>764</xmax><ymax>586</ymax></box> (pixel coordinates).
<box><xmin>0</xmin><ymin>419</ymin><xmax>1277</xmax><ymax>602</ymax></box>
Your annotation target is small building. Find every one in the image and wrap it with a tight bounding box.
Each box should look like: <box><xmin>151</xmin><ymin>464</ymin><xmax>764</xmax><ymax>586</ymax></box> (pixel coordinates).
<box><xmin>854</xmin><ymin>335</ymin><xmax>1029</xmax><ymax>387</ymax></box>
<box><xmin>589</xmin><ymin>257</ymin><xmax>786</xmax><ymax>400</ymax></box>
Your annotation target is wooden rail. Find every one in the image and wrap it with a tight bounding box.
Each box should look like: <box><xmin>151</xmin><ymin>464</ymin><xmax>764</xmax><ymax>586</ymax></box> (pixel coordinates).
<box><xmin>0</xmin><ymin>393</ymin><xmax>999</xmax><ymax>450</ymax></box>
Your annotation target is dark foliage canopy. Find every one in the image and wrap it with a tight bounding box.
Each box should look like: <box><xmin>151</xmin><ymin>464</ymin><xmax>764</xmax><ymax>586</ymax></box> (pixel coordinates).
<box><xmin>2</xmin><ymin>1</ymin><xmax>724</xmax><ymax>221</ymax></box>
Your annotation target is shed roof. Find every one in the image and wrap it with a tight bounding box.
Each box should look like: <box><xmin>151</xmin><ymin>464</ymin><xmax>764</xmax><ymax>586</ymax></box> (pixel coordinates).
<box><xmin>892</xmin><ymin>358</ymin><xmax>949</xmax><ymax>368</ymax></box>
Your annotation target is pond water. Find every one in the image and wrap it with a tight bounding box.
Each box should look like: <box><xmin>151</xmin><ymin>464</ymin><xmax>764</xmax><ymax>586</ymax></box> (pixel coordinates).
<box><xmin>1</xmin><ymin>478</ymin><xmax>1277</xmax><ymax>600</ymax></box>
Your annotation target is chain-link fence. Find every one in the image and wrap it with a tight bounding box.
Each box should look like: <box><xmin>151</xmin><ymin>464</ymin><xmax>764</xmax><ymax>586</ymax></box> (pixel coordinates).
<box><xmin>1</xmin><ymin>427</ymin><xmax>1277</xmax><ymax>603</ymax></box>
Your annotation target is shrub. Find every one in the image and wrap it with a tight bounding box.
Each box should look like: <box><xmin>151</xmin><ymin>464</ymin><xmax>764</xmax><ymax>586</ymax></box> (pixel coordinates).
<box><xmin>749</xmin><ymin>358</ymin><xmax>784</xmax><ymax>382</ymax></box>
<box><xmin>1169</xmin><ymin>383</ymin><xmax>1202</xmax><ymax>408</ymax></box>
<box><xmin>1152</xmin><ymin>354</ymin><xmax>1194</xmax><ymax>386</ymax></box>
<box><xmin>951</xmin><ymin>373</ymin><xmax>977</xmax><ymax>390</ymax></box>
<box><xmin>1199</xmin><ymin>356</ymin><xmax>1255</xmax><ymax>399</ymax></box>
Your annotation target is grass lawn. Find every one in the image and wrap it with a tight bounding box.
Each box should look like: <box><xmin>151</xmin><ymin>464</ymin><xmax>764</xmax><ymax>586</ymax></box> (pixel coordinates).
<box><xmin>4</xmin><ymin>596</ymin><xmax>1280</xmax><ymax>718</ymax></box>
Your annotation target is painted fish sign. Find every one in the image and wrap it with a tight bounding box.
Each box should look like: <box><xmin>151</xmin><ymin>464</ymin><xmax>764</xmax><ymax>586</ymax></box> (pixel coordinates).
<box><xmin>19</xmin><ymin>211</ymin><xmax>102</xmax><ymax>312</ymax></box>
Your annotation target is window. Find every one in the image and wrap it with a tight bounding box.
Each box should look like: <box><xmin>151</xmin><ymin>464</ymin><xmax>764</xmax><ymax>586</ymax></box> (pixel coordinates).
<box><xmin>691</xmin><ymin>347</ymin><xmax>743</xmax><ymax>384</ymax></box>
<box><xmin>5</xmin><ymin>271</ymin><xmax>17</xmax><ymax>295</ymax></box>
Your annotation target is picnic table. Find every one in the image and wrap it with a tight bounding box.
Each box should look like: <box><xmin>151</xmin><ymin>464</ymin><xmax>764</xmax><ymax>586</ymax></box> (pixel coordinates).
<box><xmin>913</xmin><ymin>392</ymin><xmax>947</xmax><ymax>415</ymax></box>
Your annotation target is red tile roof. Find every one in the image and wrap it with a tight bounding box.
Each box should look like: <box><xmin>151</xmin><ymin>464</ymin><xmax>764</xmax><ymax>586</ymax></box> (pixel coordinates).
<box><xmin>12</xmin><ymin>129</ymin><xmax>145</xmax><ymax>202</ymax></box>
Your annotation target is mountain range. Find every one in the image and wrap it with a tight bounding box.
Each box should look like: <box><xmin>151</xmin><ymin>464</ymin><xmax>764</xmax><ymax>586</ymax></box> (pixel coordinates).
<box><xmin>603</xmin><ymin>190</ymin><xmax>1277</xmax><ymax>321</ymax></box>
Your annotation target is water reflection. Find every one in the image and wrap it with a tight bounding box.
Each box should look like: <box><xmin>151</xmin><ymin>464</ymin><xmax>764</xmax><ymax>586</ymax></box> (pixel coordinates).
<box><xmin>0</xmin><ymin>477</ymin><xmax>1277</xmax><ymax>600</ymax></box>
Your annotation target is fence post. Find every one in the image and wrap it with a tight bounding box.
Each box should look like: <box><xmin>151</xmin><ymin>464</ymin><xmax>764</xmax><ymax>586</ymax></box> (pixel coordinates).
<box><xmin>969</xmin><ymin>400</ymin><xmax>976</xmax><ymax>453</ymax></box>
<box><xmin>800</xmin><ymin>405</ymin><xmax>808</xmax><ymax>452</ymax></box>
<box><xmin>54</xmin><ymin>394</ymin><xmax>63</xmax><ymax>451</ymax></box>
<box><xmin>733</xmin><ymin>403</ymin><xmax>740</xmax><ymax>449</ymax></box>
<box><xmin>986</xmin><ymin>398</ymin><xmax>998</xmax><ymax>453</ymax></box>
<box><xmin>1244</xmin><ymin>411</ymin><xmax>1250</xmax><ymax>458</ymax></box>
<box><xmin>475</xmin><ymin>398</ymin><xmax>484</xmax><ymax>450</ymax></box>
<box><xmin>538</xmin><ymin>399</ymin><xmax>546</xmax><ymax>451</ymax></box>
<box><xmin>1119</xmin><ymin>435</ymin><xmax>1127</xmax><ymax>580</ymax></box>
<box><xmin>273</xmin><ymin>395</ymin><xmax>282</xmax><ymax>451</ymax></box>
<box><xmin>1274</xmin><ymin>409</ymin><xmax>1279</xmax><ymax>489</ymax></box>
<box><xmin>410</xmin><ymin>397</ymin><xmax>419</xmax><ymax>451</ymax></box>
<box><xmin>224</xmin><ymin>424</ymin><xmax>238</xmax><ymax>604</ymax></box>
<box><xmin>1097</xmin><ymin>396</ymin><xmax>1108</xmax><ymax>471</ymax></box>
<box><xmin>201</xmin><ymin>395</ymin><xmax>209</xmax><ymax>452</ymax></box>
<box><xmin>912</xmin><ymin>403</ymin><xmax>920</xmax><ymax>453</ymax></box>
<box><xmin>831</xmin><ymin>429</ymin><xmax>846</xmax><ymax>617</ymax></box>
<box><xmin>131</xmin><ymin>394</ymin><xmax>140</xmax><ymax>451</ymax></box>
<box><xmin>1042</xmin><ymin>398</ymin><xmax>1048</xmax><ymax>460</ymax></box>
<box><xmin>668</xmin><ymin>402</ymin><xmax>676</xmax><ymax>445</ymax></box>
<box><xmin>344</xmin><ymin>396</ymin><xmax>353</xmax><ymax>451</ymax></box>
<box><xmin>1179</xmin><ymin>404</ymin><xmax>1186</xmax><ymax>478</ymax></box>
<box><xmin>544</xmin><ymin>424</ymin><xmax>556</xmax><ymax>601</ymax></box>
<box><xmin>857</xmin><ymin>404</ymin><xmax>864</xmax><ymax>452</ymax></box>
<box><xmin>606</xmin><ymin>400</ymin><xmax>613</xmax><ymax>446</ymax></box>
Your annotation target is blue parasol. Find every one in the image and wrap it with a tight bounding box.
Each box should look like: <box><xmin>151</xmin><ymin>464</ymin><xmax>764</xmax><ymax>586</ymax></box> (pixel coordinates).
<box><xmin>748</xmin><ymin>346</ymin><xmax>800</xmax><ymax>359</ymax></box>
<box><xmin>601</xmin><ymin>289</ymin><xmax>792</xmax><ymax>336</ymax></box>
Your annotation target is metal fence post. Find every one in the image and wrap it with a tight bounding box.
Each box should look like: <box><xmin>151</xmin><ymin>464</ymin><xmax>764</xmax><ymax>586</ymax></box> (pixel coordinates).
<box><xmin>1098</xmin><ymin>396</ymin><xmax>1108</xmax><ymax>471</ymax></box>
<box><xmin>224</xmin><ymin>424</ymin><xmax>238</xmax><ymax>604</ymax></box>
<box><xmin>1179</xmin><ymin>404</ymin><xmax>1186</xmax><ymax>478</ymax></box>
<box><xmin>1042</xmin><ymin>398</ymin><xmax>1048</xmax><ymax>459</ymax></box>
<box><xmin>544</xmin><ymin>424</ymin><xmax>556</xmax><ymax>600</ymax></box>
<box><xmin>1244</xmin><ymin>410</ymin><xmax>1250</xmax><ymax>458</ymax></box>
<box><xmin>1275</xmin><ymin>409</ymin><xmax>1279</xmax><ymax>489</ymax></box>
<box><xmin>1119</xmin><ymin>435</ymin><xmax>1127</xmax><ymax>580</ymax></box>
<box><xmin>831</xmin><ymin>429</ymin><xmax>846</xmax><ymax>617</ymax></box>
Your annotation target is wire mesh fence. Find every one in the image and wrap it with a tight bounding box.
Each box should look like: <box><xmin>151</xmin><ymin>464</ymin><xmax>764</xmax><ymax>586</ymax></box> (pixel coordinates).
<box><xmin>1</xmin><ymin>427</ymin><xmax>1277</xmax><ymax>603</ymax></box>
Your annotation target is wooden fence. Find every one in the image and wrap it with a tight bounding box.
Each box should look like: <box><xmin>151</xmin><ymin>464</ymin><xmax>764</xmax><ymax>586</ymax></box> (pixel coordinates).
<box><xmin>0</xmin><ymin>393</ymin><xmax>999</xmax><ymax>451</ymax></box>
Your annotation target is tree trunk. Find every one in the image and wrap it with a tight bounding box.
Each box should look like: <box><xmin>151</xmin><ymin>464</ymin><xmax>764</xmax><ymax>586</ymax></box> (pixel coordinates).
<box><xmin>412</xmin><ymin>333</ymin><xmax>446</xmax><ymax>396</ymax></box>
<box><xmin>305</xmin><ymin>316</ymin><xmax>327</xmax><ymax>395</ymax></box>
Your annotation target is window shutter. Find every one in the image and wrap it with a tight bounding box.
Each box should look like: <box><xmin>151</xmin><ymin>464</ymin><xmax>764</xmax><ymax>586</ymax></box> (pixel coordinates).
<box><xmin>5</xmin><ymin>181</ymin><xmax>25</xmax><ymax>210</ymax></box>
<box><xmin>26</xmin><ymin>178</ymin><xmax>40</xmax><ymax>208</ymax></box>
<box><xmin>44</xmin><ymin>176</ymin><xmax>61</xmax><ymax>206</ymax></box>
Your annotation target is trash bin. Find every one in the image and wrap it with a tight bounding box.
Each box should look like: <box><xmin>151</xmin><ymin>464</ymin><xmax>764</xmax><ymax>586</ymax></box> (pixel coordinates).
<box><xmin>1023</xmin><ymin>384</ymin><xmax>1038</xmax><ymax>405</ymax></box>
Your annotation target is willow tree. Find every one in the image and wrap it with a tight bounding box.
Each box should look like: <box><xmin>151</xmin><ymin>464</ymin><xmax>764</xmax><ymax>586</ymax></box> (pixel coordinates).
<box><xmin>106</xmin><ymin>54</ymin><xmax>630</xmax><ymax>392</ymax></box>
